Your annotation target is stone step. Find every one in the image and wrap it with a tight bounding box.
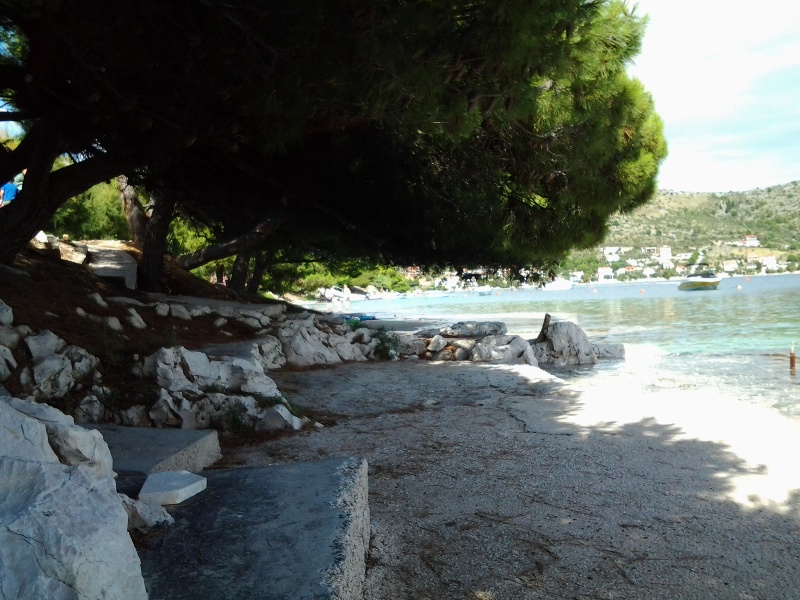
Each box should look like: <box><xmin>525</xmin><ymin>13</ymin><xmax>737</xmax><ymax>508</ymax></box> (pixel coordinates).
<box><xmin>87</xmin><ymin>424</ymin><xmax>221</xmax><ymax>476</ymax></box>
<box><xmin>86</xmin><ymin>245</ymin><xmax>138</xmax><ymax>289</ymax></box>
<box><xmin>138</xmin><ymin>458</ymin><xmax>369</xmax><ymax>600</ymax></box>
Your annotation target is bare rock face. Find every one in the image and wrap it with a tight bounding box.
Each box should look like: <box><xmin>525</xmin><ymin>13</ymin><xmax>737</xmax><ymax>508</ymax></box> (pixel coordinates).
<box><xmin>471</xmin><ymin>334</ymin><xmax>537</xmax><ymax>366</ymax></box>
<box><xmin>532</xmin><ymin>321</ymin><xmax>598</xmax><ymax>366</ymax></box>
<box><xmin>418</xmin><ymin>321</ymin><xmax>508</xmax><ymax>338</ymax></box>
<box><xmin>0</xmin><ymin>401</ymin><xmax>148</xmax><ymax>600</ymax></box>
<box><xmin>0</xmin><ymin>300</ymin><xmax>13</xmax><ymax>327</ymax></box>
<box><xmin>277</xmin><ymin>317</ymin><xmax>343</xmax><ymax>367</ymax></box>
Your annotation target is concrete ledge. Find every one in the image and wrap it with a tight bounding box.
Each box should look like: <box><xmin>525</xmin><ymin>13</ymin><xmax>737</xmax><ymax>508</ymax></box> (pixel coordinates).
<box><xmin>87</xmin><ymin>425</ymin><xmax>221</xmax><ymax>475</ymax></box>
<box><xmin>86</xmin><ymin>245</ymin><xmax>137</xmax><ymax>289</ymax></box>
<box><xmin>139</xmin><ymin>458</ymin><xmax>370</xmax><ymax>600</ymax></box>
<box><xmin>138</xmin><ymin>470</ymin><xmax>208</xmax><ymax>506</ymax></box>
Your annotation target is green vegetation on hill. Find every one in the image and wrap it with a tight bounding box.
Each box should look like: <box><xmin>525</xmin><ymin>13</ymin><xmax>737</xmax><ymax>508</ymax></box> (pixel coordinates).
<box><xmin>605</xmin><ymin>181</ymin><xmax>800</xmax><ymax>251</ymax></box>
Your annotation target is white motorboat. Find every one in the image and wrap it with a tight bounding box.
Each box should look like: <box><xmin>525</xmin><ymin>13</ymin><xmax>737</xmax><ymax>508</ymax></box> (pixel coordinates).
<box><xmin>678</xmin><ymin>264</ymin><xmax>721</xmax><ymax>291</ymax></box>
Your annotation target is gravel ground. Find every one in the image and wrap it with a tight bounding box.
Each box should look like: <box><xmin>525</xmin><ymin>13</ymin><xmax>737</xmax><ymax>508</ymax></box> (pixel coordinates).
<box><xmin>223</xmin><ymin>360</ymin><xmax>800</xmax><ymax>600</ymax></box>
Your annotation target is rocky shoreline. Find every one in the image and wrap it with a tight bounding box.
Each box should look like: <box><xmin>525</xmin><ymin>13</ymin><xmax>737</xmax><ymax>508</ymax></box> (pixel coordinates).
<box><xmin>0</xmin><ymin>289</ymin><xmax>624</xmax><ymax>599</ymax></box>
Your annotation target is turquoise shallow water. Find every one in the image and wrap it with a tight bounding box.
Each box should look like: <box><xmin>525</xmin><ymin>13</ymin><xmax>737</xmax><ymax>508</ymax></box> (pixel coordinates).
<box><xmin>319</xmin><ymin>274</ymin><xmax>800</xmax><ymax>416</ymax></box>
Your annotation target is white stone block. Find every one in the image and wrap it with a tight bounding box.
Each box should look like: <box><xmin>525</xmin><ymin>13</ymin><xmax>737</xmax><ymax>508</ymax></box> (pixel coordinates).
<box><xmin>138</xmin><ymin>470</ymin><xmax>208</xmax><ymax>506</ymax></box>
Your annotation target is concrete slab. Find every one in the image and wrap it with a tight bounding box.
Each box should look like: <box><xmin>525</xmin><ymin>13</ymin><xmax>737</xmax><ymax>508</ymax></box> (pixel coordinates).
<box><xmin>86</xmin><ymin>245</ymin><xmax>138</xmax><ymax>289</ymax></box>
<box><xmin>139</xmin><ymin>458</ymin><xmax>370</xmax><ymax>600</ymax></box>
<box><xmin>86</xmin><ymin>425</ymin><xmax>221</xmax><ymax>476</ymax></box>
<box><xmin>138</xmin><ymin>470</ymin><xmax>207</xmax><ymax>505</ymax></box>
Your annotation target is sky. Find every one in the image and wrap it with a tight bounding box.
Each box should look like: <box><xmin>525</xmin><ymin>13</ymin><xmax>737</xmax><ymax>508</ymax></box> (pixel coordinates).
<box><xmin>626</xmin><ymin>0</ymin><xmax>800</xmax><ymax>192</ymax></box>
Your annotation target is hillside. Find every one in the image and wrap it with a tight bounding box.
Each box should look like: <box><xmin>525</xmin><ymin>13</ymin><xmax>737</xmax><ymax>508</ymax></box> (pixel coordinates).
<box><xmin>604</xmin><ymin>180</ymin><xmax>800</xmax><ymax>253</ymax></box>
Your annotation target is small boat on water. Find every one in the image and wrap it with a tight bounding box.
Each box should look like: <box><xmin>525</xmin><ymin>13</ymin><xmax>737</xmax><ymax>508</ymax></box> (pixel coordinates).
<box><xmin>678</xmin><ymin>264</ymin><xmax>721</xmax><ymax>291</ymax></box>
<box><xmin>542</xmin><ymin>277</ymin><xmax>574</xmax><ymax>291</ymax></box>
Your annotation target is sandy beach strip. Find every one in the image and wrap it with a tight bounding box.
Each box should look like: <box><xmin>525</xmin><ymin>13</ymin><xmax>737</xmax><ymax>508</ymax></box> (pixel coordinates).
<box><xmin>223</xmin><ymin>359</ymin><xmax>800</xmax><ymax>599</ymax></box>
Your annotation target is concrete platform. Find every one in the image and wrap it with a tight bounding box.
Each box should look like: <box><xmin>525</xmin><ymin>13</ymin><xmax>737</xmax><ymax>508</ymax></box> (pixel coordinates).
<box><xmin>139</xmin><ymin>458</ymin><xmax>369</xmax><ymax>600</ymax></box>
<box><xmin>86</xmin><ymin>245</ymin><xmax>138</xmax><ymax>289</ymax></box>
<box><xmin>87</xmin><ymin>425</ymin><xmax>221</xmax><ymax>476</ymax></box>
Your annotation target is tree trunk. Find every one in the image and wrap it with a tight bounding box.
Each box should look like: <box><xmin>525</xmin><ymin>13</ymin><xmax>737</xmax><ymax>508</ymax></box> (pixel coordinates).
<box><xmin>534</xmin><ymin>313</ymin><xmax>551</xmax><ymax>344</ymax></box>
<box><xmin>139</xmin><ymin>189</ymin><xmax>176</xmax><ymax>291</ymax></box>
<box><xmin>0</xmin><ymin>121</ymin><xmax>139</xmax><ymax>264</ymax></box>
<box><xmin>228</xmin><ymin>253</ymin><xmax>251</xmax><ymax>291</ymax></box>
<box><xmin>246</xmin><ymin>253</ymin><xmax>269</xmax><ymax>294</ymax></box>
<box><xmin>177</xmin><ymin>219</ymin><xmax>278</xmax><ymax>270</ymax></box>
<box><xmin>117</xmin><ymin>175</ymin><xmax>147</xmax><ymax>246</ymax></box>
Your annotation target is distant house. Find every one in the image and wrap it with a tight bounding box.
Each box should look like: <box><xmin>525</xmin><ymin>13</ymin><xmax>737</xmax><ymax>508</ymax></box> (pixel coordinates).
<box><xmin>603</xmin><ymin>247</ymin><xmax>620</xmax><ymax>263</ymax></box>
<box><xmin>760</xmin><ymin>256</ymin><xmax>778</xmax><ymax>271</ymax></box>
<box><xmin>641</xmin><ymin>246</ymin><xmax>657</xmax><ymax>254</ymax></box>
<box><xmin>406</xmin><ymin>266</ymin><xmax>421</xmax><ymax>279</ymax></box>
<box><xmin>659</xmin><ymin>245</ymin><xmax>673</xmax><ymax>260</ymax></box>
<box><xmin>722</xmin><ymin>260</ymin><xmax>738</xmax><ymax>273</ymax></box>
<box><xmin>743</xmin><ymin>235</ymin><xmax>760</xmax><ymax>247</ymax></box>
<box><xmin>596</xmin><ymin>266</ymin><xmax>614</xmax><ymax>280</ymax></box>
<box><xmin>569</xmin><ymin>271</ymin><xmax>584</xmax><ymax>282</ymax></box>
<box><xmin>675</xmin><ymin>265</ymin><xmax>687</xmax><ymax>275</ymax></box>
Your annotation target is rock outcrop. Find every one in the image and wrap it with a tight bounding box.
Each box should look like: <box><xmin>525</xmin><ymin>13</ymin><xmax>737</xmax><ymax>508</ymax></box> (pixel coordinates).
<box><xmin>0</xmin><ymin>399</ymin><xmax>148</xmax><ymax>600</ymax></box>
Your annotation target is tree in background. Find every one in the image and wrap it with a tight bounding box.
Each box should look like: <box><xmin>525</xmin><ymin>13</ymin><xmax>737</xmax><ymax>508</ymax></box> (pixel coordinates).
<box><xmin>0</xmin><ymin>0</ymin><xmax>665</xmax><ymax>292</ymax></box>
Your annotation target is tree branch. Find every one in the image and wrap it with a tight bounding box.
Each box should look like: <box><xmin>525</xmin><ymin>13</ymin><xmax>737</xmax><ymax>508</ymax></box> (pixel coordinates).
<box><xmin>177</xmin><ymin>218</ymin><xmax>282</xmax><ymax>270</ymax></box>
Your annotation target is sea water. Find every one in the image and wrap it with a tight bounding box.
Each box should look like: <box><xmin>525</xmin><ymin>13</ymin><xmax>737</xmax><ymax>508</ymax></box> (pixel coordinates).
<box><xmin>323</xmin><ymin>274</ymin><xmax>800</xmax><ymax>417</ymax></box>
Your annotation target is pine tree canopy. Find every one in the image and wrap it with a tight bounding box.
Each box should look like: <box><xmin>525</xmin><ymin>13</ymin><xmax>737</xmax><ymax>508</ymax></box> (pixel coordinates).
<box><xmin>0</xmin><ymin>0</ymin><xmax>666</xmax><ymax>271</ymax></box>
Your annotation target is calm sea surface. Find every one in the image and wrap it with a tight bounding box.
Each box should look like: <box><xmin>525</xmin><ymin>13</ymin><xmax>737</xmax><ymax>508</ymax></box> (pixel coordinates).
<box><xmin>318</xmin><ymin>274</ymin><xmax>800</xmax><ymax>416</ymax></box>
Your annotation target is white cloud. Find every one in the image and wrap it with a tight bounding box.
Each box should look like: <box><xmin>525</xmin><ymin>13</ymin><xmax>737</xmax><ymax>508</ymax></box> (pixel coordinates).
<box><xmin>627</xmin><ymin>0</ymin><xmax>800</xmax><ymax>191</ymax></box>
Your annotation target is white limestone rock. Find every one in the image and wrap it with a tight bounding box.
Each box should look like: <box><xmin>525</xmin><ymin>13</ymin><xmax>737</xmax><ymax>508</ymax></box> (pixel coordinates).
<box><xmin>272</xmin><ymin>403</ymin><xmax>305</xmax><ymax>430</ymax></box>
<box><xmin>74</xmin><ymin>394</ymin><xmax>107</xmax><ymax>424</ymax></box>
<box><xmin>213</xmin><ymin>317</ymin><xmax>228</xmax><ymax>328</ymax></box>
<box><xmin>138</xmin><ymin>470</ymin><xmax>207</xmax><ymax>506</ymax></box>
<box><xmin>149</xmin><ymin>389</ymin><xmax>182</xmax><ymax>427</ymax></box>
<box><xmin>59</xmin><ymin>241</ymin><xmax>89</xmax><ymax>265</ymax></box>
<box><xmin>25</xmin><ymin>330</ymin><xmax>67</xmax><ymax>362</ymax></box>
<box><xmin>3</xmin><ymin>397</ymin><xmax>114</xmax><ymax>477</ymax></box>
<box><xmin>32</xmin><ymin>354</ymin><xmax>75</xmax><ymax>399</ymax></box>
<box><xmin>532</xmin><ymin>321</ymin><xmax>597</xmax><ymax>366</ymax></box>
<box><xmin>189</xmin><ymin>305</ymin><xmax>213</xmax><ymax>318</ymax></box>
<box><xmin>118</xmin><ymin>493</ymin><xmax>175</xmax><ymax>530</ymax></box>
<box><xmin>0</xmin><ymin>345</ymin><xmax>16</xmax><ymax>382</ymax></box>
<box><xmin>254</xmin><ymin>407</ymin><xmax>293</xmax><ymax>432</ymax></box>
<box><xmin>331</xmin><ymin>338</ymin><xmax>368</xmax><ymax>362</ymax></box>
<box><xmin>170</xmin><ymin>303</ymin><xmax>193</xmax><ymax>320</ymax></box>
<box><xmin>0</xmin><ymin>328</ymin><xmax>20</xmax><ymax>349</ymax></box>
<box><xmin>126</xmin><ymin>307</ymin><xmax>148</xmax><ymax>329</ymax></box>
<box><xmin>593</xmin><ymin>342</ymin><xmax>626</xmax><ymax>360</ymax></box>
<box><xmin>105</xmin><ymin>316</ymin><xmax>124</xmax><ymax>332</ymax></box>
<box><xmin>419</xmin><ymin>321</ymin><xmax>507</xmax><ymax>338</ymax></box>
<box><xmin>0</xmin><ymin>459</ymin><xmax>147</xmax><ymax>600</ymax></box>
<box><xmin>0</xmin><ymin>299</ymin><xmax>13</xmax><ymax>327</ymax></box>
<box><xmin>259</xmin><ymin>303</ymin><xmax>287</xmax><ymax>318</ymax></box>
<box><xmin>155</xmin><ymin>302</ymin><xmax>170</xmax><ymax>317</ymax></box>
<box><xmin>278</xmin><ymin>323</ymin><xmax>341</xmax><ymax>367</ymax></box>
<box><xmin>471</xmin><ymin>335</ymin><xmax>536</xmax><ymax>365</ymax></box>
<box><xmin>88</xmin><ymin>292</ymin><xmax>109</xmax><ymax>308</ymax></box>
<box><xmin>427</xmin><ymin>334</ymin><xmax>448</xmax><ymax>353</ymax></box>
<box><xmin>63</xmin><ymin>344</ymin><xmax>100</xmax><ymax>379</ymax></box>
<box><xmin>0</xmin><ymin>400</ymin><xmax>59</xmax><ymax>463</ymax></box>
<box><xmin>119</xmin><ymin>404</ymin><xmax>151</xmax><ymax>427</ymax></box>
<box><xmin>394</xmin><ymin>335</ymin><xmax>426</xmax><ymax>357</ymax></box>
<box><xmin>252</xmin><ymin>336</ymin><xmax>286</xmax><ymax>370</ymax></box>
<box><xmin>143</xmin><ymin>347</ymin><xmax>201</xmax><ymax>394</ymax></box>
<box><xmin>236</xmin><ymin>315</ymin><xmax>264</xmax><ymax>330</ymax></box>
<box><xmin>239</xmin><ymin>308</ymin><xmax>272</xmax><ymax>327</ymax></box>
